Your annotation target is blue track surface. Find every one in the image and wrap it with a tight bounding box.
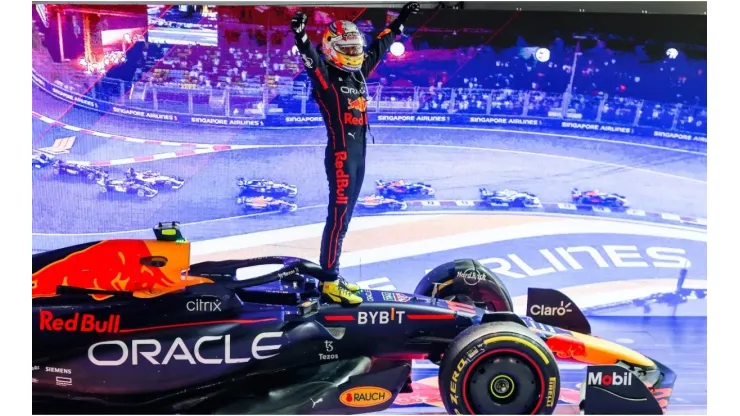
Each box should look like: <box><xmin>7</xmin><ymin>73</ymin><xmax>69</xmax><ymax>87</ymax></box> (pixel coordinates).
<box><xmin>32</xmin><ymin>90</ymin><xmax>706</xmax><ymax>252</ymax></box>
<box><xmin>343</xmin><ymin>231</ymin><xmax>706</xmax><ymax>298</ymax></box>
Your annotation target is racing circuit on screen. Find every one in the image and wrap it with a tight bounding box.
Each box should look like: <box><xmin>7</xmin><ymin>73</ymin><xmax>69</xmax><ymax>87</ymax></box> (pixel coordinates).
<box><xmin>32</xmin><ymin>4</ymin><xmax>707</xmax><ymax>415</ymax></box>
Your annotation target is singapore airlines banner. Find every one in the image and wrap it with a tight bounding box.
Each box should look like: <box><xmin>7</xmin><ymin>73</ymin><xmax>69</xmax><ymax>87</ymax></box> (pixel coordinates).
<box><xmin>32</xmin><ymin>72</ymin><xmax>707</xmax><ymax>145</ymax></box>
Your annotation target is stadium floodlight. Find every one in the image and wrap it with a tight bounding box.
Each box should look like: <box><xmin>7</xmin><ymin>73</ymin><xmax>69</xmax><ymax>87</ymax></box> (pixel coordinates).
<box><xmin>535</xmin><ymin>48</ymin><xmax>550</xmax><ymax>63</ymax></box>
<box><xmin>390</xmin><ymin>42</ymin><xmax>406</xmax><ymax>57</ymax></box>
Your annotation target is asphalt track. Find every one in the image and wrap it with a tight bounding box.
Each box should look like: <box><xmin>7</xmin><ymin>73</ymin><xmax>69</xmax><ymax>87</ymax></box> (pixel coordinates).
<box><xmin>32</xmin><ymin>87</ymin><xmax>706</xmax><ymax>252</ymax></box>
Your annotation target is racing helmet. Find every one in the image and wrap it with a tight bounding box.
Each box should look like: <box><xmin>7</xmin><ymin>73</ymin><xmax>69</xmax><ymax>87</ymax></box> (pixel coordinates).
<box><xmin>321</xmin><ymin>20</ymin><xmax>366</xmax><ymax>72</ymax></box>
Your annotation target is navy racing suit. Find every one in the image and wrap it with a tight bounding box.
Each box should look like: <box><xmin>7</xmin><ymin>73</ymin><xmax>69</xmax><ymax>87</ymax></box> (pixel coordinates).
<box><xmin>295</xmin><ymin>24</ymin><xmax>402</xmax><ymax>276</ymax></box>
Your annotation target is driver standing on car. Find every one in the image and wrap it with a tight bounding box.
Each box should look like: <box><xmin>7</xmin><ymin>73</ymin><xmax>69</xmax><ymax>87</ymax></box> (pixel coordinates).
<box><xmin>291</xmin><ymin>3</ymin><xmax>420</xmax><ymax>305</ymax></box>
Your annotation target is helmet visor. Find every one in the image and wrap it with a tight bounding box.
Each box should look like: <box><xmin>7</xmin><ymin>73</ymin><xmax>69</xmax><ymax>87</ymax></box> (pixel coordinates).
<box><xmin>335</xmin><ymin>43</ymin><xmax>364</xmax><ymax>56</ymax></box>
<box><xmin>334</xmin><ymin>32</ymin><xmax>365</xmax><ymax>56</ymax></box>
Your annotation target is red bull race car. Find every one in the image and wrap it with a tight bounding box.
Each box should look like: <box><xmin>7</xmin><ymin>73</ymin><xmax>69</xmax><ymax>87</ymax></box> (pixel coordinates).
<box><xmin>376</xmin><ymin>179</ymin><xmax>435</xmax><ymax>199</ymax></box>
<box><xmin>32</xmin><ymin>222</ymin><xmax>676</xmax><ymax>415</ymax></box>
<box><xmin>237</xmin><ymin>195</ymin><xmax>298</xmax><ymax>213</ymax></box>
<box><xmin>356</xmin><ymin>195</ymin><xmax>408</xmax><ymax>211</ymax></box>
<box><xmin>571</xmin><ymin>188</ymin><xmax>629</xmax><ymax>208</ymax></box>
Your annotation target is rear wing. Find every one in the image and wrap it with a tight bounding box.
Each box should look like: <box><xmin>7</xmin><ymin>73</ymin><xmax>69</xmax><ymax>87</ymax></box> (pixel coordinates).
<box><xmin>582</xmin><ymin>361</ymin><xmax>676</xmax><ymax>414</ymax></box>
<box><xmin>525</xmin><ymin>288</ymin><xmax>591</xmax><ymax>334</ymax></box>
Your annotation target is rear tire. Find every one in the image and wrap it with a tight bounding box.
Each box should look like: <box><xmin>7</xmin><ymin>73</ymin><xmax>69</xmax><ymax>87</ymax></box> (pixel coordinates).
<box><xmin>438</xmin><ymin>322</ymin><xmax>560</xmax><ymax>415</ymax></box>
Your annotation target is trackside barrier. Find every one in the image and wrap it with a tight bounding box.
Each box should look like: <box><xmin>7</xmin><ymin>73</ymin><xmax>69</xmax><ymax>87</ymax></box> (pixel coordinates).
<box><xmin>399</xmin><ymin>200</ymin><xmax>707</xmax><ymax>227</ymax></box>
<box><xmin>32</xmin><ymin>72</ymin><xmax>707</xmax><ymax>145</ymax></box>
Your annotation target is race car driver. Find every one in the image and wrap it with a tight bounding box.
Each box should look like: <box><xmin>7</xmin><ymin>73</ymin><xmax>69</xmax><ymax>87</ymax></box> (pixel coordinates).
<box><xmin>291</xmin><ymin>3</ymin><xmax>420</xmax><ymax>305</ymax></box>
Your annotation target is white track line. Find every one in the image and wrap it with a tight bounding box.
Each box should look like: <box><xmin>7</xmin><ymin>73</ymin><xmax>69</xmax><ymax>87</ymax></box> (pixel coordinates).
<box><xmin>32</xmin><ymin>111</ymin><xmax>706</xmax><ymax>171</ymax></box>
<box><xmin>66</xmin><ymin>142</ymin><xmax>705</xmax><ymax>185</ymax></box>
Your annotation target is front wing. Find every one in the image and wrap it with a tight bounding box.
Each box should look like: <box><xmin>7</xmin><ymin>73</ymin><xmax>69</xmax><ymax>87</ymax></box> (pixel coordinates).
<box><xmin>582</xmin><ymin>361</ymin><xmax>676</xmax><ymax>414</ymax></box>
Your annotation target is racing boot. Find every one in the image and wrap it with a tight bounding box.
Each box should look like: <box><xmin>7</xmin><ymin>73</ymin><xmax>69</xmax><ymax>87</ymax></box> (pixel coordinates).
<box><xmin>339</xmin><ymin>276</ymin><xmax>361</xmax><ymax>292</ymax></box>
<box><xmin>321</xmin><ymin>279</ymin><xmax>363</xmax><ymax>306</ymax></box>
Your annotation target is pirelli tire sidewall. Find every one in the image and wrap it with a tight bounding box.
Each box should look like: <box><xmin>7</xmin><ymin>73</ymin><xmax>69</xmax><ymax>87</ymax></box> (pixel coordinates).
<box><xmin>439</xmin><ymin>322</ymin><xmax>560</xmax><ymax>415</ymax></box>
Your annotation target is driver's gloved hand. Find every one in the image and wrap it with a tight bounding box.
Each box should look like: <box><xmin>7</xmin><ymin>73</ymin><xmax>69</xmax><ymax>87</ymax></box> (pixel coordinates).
<box><xmin>291</xmin><ymin>11</ymin><xmax>308</xmax><ymax>38</ymax></box>
<box><xmin>398</xmin><ymin>2</ymin><xmax>421</xmax><ymax>23</ymax></box>
<box><xmin>390</xmin><ymin>2</ymin><xmax>420</xmax><ymax>34</ymax></box>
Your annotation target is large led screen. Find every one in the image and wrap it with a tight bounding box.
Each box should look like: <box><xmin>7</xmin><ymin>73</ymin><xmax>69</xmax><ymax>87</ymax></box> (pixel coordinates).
<box><xmin>33</xmin><ymin>5</ymin><xmax>706</xmax><ymax>318</ymax></box>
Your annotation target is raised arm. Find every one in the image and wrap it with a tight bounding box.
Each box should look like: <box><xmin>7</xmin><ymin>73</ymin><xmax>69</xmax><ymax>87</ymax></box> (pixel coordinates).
<box><xmin>291</xmin><ymin>11</ymin><xmax>331</xmax><ymax>92</ymax></box>
<box><xmin>362</xmin><ymin>2</ymin><xmax>421</xmax><ymax>77</ymax></box>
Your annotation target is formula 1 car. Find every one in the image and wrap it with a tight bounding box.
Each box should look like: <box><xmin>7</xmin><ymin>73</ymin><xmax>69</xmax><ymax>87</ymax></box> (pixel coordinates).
<box><xmin>32</xmin><ymin>151</ymin><xmax>54</xmax><ymax>169</ymax></box>
<box><xmin>97</xmin><ymin>178</ymin><xmax>158</xmax><ymax>198</ymax></box>
<box><xmin>480</xmin><ymin>188</ymin><xmax>542</xmax><ymax>208</ymax></box>
<box><xmin>238</xmin><ymin>178</ymin><xmax>298</xmax><ymax>198</ymax></box>
<box><xmin>237</xmin><ymin>195</ymin><xmax>298</xmax><ymax>213</ymax></box>
<box><xmin>571</xmin><ymin>188</ymin><xmax>629</xmax><ymax>208</ymax></box>
<box><xmin>52</xmin><ymin>160</ymin><xmax>108</xmax><ymax>181</ymax></box>
<box><xmin>376</xmin><ymin>179</ymin><xmax>435</xmax><ymax>199</ymax></box>
<box><xmin>126</xmin><ymin>168</ymin><xmax>185</xmax><ymax>190</ymax></box>
<box><xmin>356</xmin><ymin>195</ymin><xmax>408</xmax><ymax>211</ymax></box>
<box><xmin>32</xmin><ymin>222</ymin><xmax>675</xmax><ymax>415</ymax></box>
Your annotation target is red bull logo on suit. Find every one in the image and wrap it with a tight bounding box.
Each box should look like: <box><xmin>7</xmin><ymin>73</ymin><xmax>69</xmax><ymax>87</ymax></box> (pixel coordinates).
<box><xmin>344</xmin><ymin>97</ymin><xmax>368</xmax><ymax>126</ymax></box>
<box><xmin>334</xmin><ymin>151</ymin><xmax>350</xmax><ymax>205</ymax></box>
<box><xmin>347</xmin><ymin>96</ymin><xmax>367</xmax><ymax>112</ymax></box>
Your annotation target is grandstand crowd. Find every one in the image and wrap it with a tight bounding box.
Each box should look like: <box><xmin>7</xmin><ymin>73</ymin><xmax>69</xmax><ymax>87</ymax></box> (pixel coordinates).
<box><xmin>32</xmin><ymin>15</ymin><xmax>707</xmax><ymax>134</ymax></box>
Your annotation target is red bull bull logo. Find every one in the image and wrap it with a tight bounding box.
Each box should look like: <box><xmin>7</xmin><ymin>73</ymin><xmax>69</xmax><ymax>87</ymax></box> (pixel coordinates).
<box><xmin>39</xmin><ymin>311</ymin><xmax>121</xmax><ymax>333</ymax></box>
<box><xmin>32</xmin><ymin>240</ymin><xmax>211</xmax><ymax>301</ymax></box>
<box><xmin>344</xmin><ymin>97</ymin><xmax>367</xmax><ymax>126</ymax></box>
<box><xmin>334</xmin><ymin>151</ymin><xmax>350</xmax><ymax>205</ymax></box>
<box><xmin>545</xmin><ymin>334</ymin><xmax>587</xmax><ymax>360</ymax></box>
<box><xmin>347</xmin><ymin>96</ymin><xmax>367</xmax><ymax>113</ymax></box>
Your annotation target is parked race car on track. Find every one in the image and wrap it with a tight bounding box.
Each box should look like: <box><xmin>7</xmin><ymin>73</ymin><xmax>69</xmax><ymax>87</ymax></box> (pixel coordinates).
<box><xmin>356</xmin><ymin>195</ymin><xmax>408</xmax><ymax>211</ymax></box>
<box><xmin>32</xmin><ymin>151</ymin><xmax>54</xmax><ymax>169</ymax></box>
<box><xmin>32</xmin><ymin>222</ymin><xmax>676</xmax><ymax>415</ymax></box>
<box><xmin>126</xmin><ymin>168</ymin><xmax>185</xmax><ymax>190</ymax></box>
<box><xmin>480</xmin><ymin>188</ymin><xmax>542</xmax><ymax>208</ymax></box>
<box><xmin>237</xmin><ymin>195</ymin><xmax>297</xmax><ymax>213</ymax></box>
<box><xmin>97</xmin><ymin>178</ymin><xmax>158</xmax><ymax>198</ymax></box>
<box><xmin>376</xmin><ymin>179</ymin><xmax>435</xmax><ymax>199</ymax></box>
<box><xmin>571</xmin><ymin>188</ymin><xmax>629</xmax><ymax>208</ymax></box>
<box><xmin>53</xmin><ymin>160</ymin><xmax>108</xmax><ymax>181</ymax></box>
<box><xmin>237</xmin><ymin>178</ymin><xmax>298</xmax><ymax>198</ymax></box>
